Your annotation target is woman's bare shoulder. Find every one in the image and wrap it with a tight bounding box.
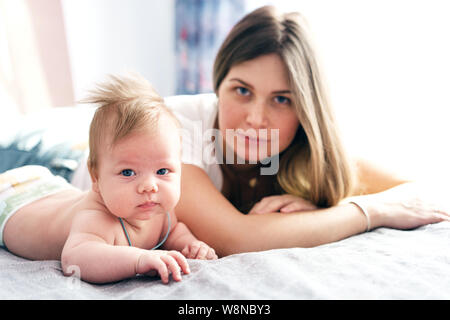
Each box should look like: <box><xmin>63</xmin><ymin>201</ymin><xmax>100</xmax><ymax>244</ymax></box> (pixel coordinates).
<box><xmin>351</xmin><ymin>157</ymin><xmax>411</xmax><ymax>195</ymax></box>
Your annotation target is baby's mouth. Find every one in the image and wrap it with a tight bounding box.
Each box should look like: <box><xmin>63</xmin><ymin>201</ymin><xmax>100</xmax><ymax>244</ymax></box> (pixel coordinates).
<box><xmin>138</xmin><ymin>201</ymin><xmax>158</xmax><ymax>209</ymax></box>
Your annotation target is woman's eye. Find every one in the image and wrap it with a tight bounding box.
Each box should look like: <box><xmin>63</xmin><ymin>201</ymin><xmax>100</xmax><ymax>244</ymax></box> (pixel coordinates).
<box><xmin>120</xmin><ymin>169</ymin><xmax>135</xmax><ymax>177</ymax></box>
<box><xmin>274</xmin><ymin>96</ymin><xmax>290</xmax><ymax>105</ymax></box>
<box><xmin>156</xmin><ymin>168</ymin><xmax>169</xmax><ymax>175</ymax></box>
<box><xmin>236</xmin><ymin>87</ymin><xmax>250</xmax><ymax>96</ymax></box>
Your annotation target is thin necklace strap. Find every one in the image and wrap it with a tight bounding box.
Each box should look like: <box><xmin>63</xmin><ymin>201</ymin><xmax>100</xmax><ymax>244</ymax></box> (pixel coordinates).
<box><xmin>119</xmin><ymin>217</ymin><xmax>132</xmax><ymax>246</ymax></box>
<box><xmin>151</xmin><ymin>211</ymin><xmax>171</xmax><ymax>250</ymax></box>
<box><xmin>118</xmin><ymin>211</ymin><xmax>171</xmax><ymax>250</ymax></box>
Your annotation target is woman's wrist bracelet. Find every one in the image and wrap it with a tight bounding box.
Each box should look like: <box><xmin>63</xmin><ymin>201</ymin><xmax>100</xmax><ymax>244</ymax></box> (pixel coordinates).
<box><xmin>348</xmin><ymin>201</ymin><xmax>371</xmax><ymax>232</ymax></box>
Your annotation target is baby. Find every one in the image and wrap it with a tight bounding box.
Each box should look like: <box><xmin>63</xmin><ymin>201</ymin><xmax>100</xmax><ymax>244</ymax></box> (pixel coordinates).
<box><xmin>0</xmin><ymin>74</ymin><xmax>217</xmax><ymax>284</ymax></box>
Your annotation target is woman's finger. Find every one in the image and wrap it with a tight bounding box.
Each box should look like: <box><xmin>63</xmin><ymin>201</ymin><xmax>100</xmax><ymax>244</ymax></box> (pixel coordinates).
<box><xmin>249</xmin><ymin>195</ymin><xmax>291</xmax><ymax>214</ymax></box>
<box><xmin>248</xmin><ymin>199</ymin><xmax>267</xmax><ymax>214</ymax></box>
<box><xmin>433</xmin><ymin>207</ymin><xmax>450</xmax><ymax>217</ymax></box>
<box><xmin>433</xmin><ymin>212</ymin><xmax>450</xmax><ymax>223</ymax></box>
<box><xmin>280</xmin><ymin>200</ymin><xmax>317</xmax><ymax>213</ymax></box>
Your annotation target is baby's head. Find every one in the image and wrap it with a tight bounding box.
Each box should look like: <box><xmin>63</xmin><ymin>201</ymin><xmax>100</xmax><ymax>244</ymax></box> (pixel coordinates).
<box><xmin>84</xmin><ymin>73</ymin><xmax>182</xmax><ymax>219</ymax></box>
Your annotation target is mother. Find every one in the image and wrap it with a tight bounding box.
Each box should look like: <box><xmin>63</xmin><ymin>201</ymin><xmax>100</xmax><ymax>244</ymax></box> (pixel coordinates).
<box><xmin>164</xmin><ymin>5</ymin><xmax>449</xmax><ymax>257</ymax></box>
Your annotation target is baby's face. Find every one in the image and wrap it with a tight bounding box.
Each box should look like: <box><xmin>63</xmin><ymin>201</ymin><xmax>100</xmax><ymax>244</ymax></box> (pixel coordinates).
<box><xmin>93</xmin><ymin>118</ymin><xmax>181</xmax><ymax>221</ymax></box>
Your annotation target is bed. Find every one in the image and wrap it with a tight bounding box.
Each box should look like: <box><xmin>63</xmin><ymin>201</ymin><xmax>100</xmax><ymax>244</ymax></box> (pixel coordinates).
<box><xmin>1</xmin><ymin>96</ymin><xmax>449</xmax><ymax>300</ymax></box>
<box><xmin>1</xmin><ymin>221</ymin><xmax>450</xmax><ymax>299</ymax></box>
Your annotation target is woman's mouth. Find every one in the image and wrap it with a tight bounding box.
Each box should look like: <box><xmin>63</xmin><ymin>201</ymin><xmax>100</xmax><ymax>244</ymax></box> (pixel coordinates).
<box><xmin>236</xmin><ymin>131</ymin><xmax>269</xmax><ymax>144</ymax></box>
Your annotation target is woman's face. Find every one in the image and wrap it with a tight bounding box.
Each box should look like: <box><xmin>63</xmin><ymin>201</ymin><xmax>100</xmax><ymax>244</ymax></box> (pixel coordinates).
<box><xmin>217</xmin><ymin>53</ymin><xmax>300</xmax><ymax>165</ymax></box>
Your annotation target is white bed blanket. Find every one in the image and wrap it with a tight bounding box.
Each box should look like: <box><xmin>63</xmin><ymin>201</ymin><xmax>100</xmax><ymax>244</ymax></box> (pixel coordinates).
<box><xmin>1</xmin><ymin>222</ymin><xmax>449</xmax><ymax>300</ymax></box>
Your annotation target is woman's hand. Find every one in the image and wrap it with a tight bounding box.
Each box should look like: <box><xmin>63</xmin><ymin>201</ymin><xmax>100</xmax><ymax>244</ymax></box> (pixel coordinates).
<box><xmin>248</xmin><ymin>194</ymin><xmax>318</xmax><ymax>215</ymax></box>
<box><xmin>350</xmin><ymin>182</ymin><xmax>450</xmax><ymax>230</ymax></box>
<box><xmin>136</xmin><ymin>250</ymin><xmax>190</xmax><ymax>284</ymax></box>
<box><xmin>182</xmin><ymin>240</ymin><xmax>218</xmax><ymax>260</ymax></box>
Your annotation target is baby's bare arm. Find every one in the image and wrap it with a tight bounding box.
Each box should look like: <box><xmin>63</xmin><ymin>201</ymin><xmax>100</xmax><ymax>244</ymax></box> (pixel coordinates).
<box><xmin>163</xmin><ymin>214</ymin><xmax>217</xmax><ymax>260</ymax></box>
<box><xmin>163</xmin><ymin>220</ymin><xmax>198</xmax><ymax>251</ymax></box>
<box><xmin>61</xmin><ymin>232</ymin><xmax>142</xmax><ymax>283</ymax></box>
<box><xmin>61</xmin><ymin>211</ymin><xmax>189</xmax><ymax>283</ymax></box>
<box><xmin>61</xmin><ymin>210</ymin><xmax>141</xmax><ymax>283</ymax></box>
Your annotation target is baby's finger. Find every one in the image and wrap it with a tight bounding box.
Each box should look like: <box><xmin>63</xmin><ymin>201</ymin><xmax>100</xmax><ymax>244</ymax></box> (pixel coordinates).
<box><xmin>206</xmin><ymin>248</ymin><xmax>218</xmax><ymax>260</ymax></box>
<box><xmin>181</xmin><ymin>245</ymin><xmax>190</xmax><ymax>257</ymax></box>
<box><xmin>188</xmin><ymin>243</ymin><xmax>201</xmax><ymax>259</ymax></box>
<box><xmin>147</xmin><ymin>270</ymin><xmax>157</xmax><ymax>277</ymax></box>
<box><xmin>154</xmin><ymin>259</ymin><xmax>169</xmax><ymax>284</ymax></box>
<box><xmin>169</xmin><ymin>250</ymin><xmax>191</xmax><ymax>274</ymax></box>
<box><xmin>161</xmin><ymin>255</ymin><xmax>182</xmax><ymax>282</ymax></box>
<box><xmin>196</xmin><ymin>244</ymin><xmax>209</xmax><ymax>260</ymax></box>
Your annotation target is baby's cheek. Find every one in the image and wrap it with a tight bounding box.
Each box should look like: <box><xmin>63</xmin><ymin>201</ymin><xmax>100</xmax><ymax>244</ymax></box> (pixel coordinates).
<box><xmin>165</xmin><ymin>185</ymin><xmax>181</xmax><ymax>211</ymax></box>
<box><xmin>104</xmin><ymin>193</ymin><xmax>131</xmax><ymax>217</ymax></box>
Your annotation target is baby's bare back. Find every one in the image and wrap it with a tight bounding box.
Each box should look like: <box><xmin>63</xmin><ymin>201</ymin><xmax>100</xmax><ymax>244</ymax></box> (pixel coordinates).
<box><xmin>3</xmin><ymin>189</ymin><xmax>87</xmax><ymax>260</ymax></box>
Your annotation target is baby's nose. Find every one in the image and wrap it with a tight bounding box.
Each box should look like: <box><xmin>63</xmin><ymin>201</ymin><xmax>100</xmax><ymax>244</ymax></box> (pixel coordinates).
<box><xmin>138</xmin><ymin>177</ymin><xmax>158</xmax><ymax>193</ymax></box>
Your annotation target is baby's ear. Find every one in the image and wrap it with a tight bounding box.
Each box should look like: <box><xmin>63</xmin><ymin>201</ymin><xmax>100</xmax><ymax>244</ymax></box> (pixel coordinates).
<box><xmin>87</xmin><ymin>163</ymin><xmax>100</xmax><ymax>193</ymax></box>
<box><xmin>91</xmin><ymin>177</ymin><xmax>100</xmax><ymax>193</ymax></box>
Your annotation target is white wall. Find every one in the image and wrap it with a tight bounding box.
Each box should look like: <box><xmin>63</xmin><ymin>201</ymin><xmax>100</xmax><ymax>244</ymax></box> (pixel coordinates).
<box><xmin>253</xmin><ymin>0</ymin><xmax>450</xmax><ymax>182</ymax></box>
<box><xmin>61</xmin><ymin>0</ymin><xmax>175</xmax><ymax>100</ymax></box>
<box><xmin>61</xmin><ymin>0</ymin><xmax>450</xmax><ymax>182</ymax></box>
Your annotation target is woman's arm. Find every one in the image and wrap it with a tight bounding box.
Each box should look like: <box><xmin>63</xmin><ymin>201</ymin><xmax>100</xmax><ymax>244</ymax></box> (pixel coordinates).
<box><xmin>175</xmin><ymin>164</ymin><xmax>449</xmax><ymax>257</ymax></box>
<box><xmin>175</xmin><ymin>164</ymin><xmax>369</xmax><ymax>257</ymax></box>
<box><xmin>244</xmin><ymin>158</ymin><xmax>411</xmax><ymax>215</ymax></box>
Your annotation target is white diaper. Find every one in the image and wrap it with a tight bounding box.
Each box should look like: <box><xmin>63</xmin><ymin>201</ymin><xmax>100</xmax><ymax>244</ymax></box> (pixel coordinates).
<box><xmin>0</xmin><ymin>165</ymin><xmax>73</xmax><ymax>246</ymax></box>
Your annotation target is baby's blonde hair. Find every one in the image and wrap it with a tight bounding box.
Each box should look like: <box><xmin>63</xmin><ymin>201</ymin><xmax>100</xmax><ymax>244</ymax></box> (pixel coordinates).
<box><xmin>82</xmin><ymin>73</ymin><xmax>179</xmax><ymax>177</ymax></box>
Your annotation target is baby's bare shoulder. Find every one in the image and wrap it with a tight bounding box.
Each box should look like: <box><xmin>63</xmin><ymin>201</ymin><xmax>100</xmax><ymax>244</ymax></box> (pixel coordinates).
<box><xmin>72</xmin><ymin>191</ymin><xmax>114</xmax><ymax>222</ymax></box>
<box><xmin>68</xmin><ymin>193</ymin><xmax>118</xmax><ymax>244</ymax></box>
<box><xmin>67</xmin><ymin>209</ymin><xmax>118</xmax><ymax>246</ymax></box>
<box><xmin>71</xmin><ymin>208</ymin><xmax>114</xmax><ymax>227</ymax></box>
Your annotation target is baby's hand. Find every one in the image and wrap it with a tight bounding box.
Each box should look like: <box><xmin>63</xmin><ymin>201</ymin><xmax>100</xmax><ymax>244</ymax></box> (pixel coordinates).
<box><xmin>136</xmin><ymin>250</ymin><xmax>190</xmax><ymax>284</ymax></box>
<box><xmin>182</xmin><ymin>241</ymin><xmax>218</xmax><ymax>260</ymax></box>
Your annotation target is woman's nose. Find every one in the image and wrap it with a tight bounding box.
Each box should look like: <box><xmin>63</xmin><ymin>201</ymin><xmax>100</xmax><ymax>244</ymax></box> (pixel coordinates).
<box><xmin>138</xmin><ymin>176</ymin><xmax>158</xmax><ymax>193</ymax></box>
<box><xmin>245</xmin><ymin>100</ymin><xmax>268</xmax><ymax>128</ymax></box>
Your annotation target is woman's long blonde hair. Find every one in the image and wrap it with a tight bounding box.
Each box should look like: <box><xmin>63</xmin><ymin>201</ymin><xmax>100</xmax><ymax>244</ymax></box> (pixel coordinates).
<box><xmin>213</xmin><ymin>6</ymin><xmax>355</xmax><ymax>207</ymax></box>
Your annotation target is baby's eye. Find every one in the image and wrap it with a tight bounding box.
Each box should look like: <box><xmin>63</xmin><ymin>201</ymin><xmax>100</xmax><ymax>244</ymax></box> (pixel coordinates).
<box><xmin>274</xmin><ymin>96</ymin><xmax>291</xmax><ymax>105</ymax></box>
<box><xmin>120</xmin><ymin>169</ymin><xmax>135</xmax><ymax>177</ymax></box>
<box><xmin>156</xmin><ymin>168</ymin><xmax>169</xmax><ymax>175</ymax></box>
<box><xmin>236</xmin><ymin>87</ymin><xmax>250</xmax><ymax>96</ymax></box>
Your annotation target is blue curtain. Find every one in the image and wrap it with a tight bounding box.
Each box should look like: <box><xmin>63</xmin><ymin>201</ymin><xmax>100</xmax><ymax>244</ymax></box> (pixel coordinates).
<box><xmin>175</xmin><ymin>0</ymin><xmax>245</xmax><ymax>95</ymax></box>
